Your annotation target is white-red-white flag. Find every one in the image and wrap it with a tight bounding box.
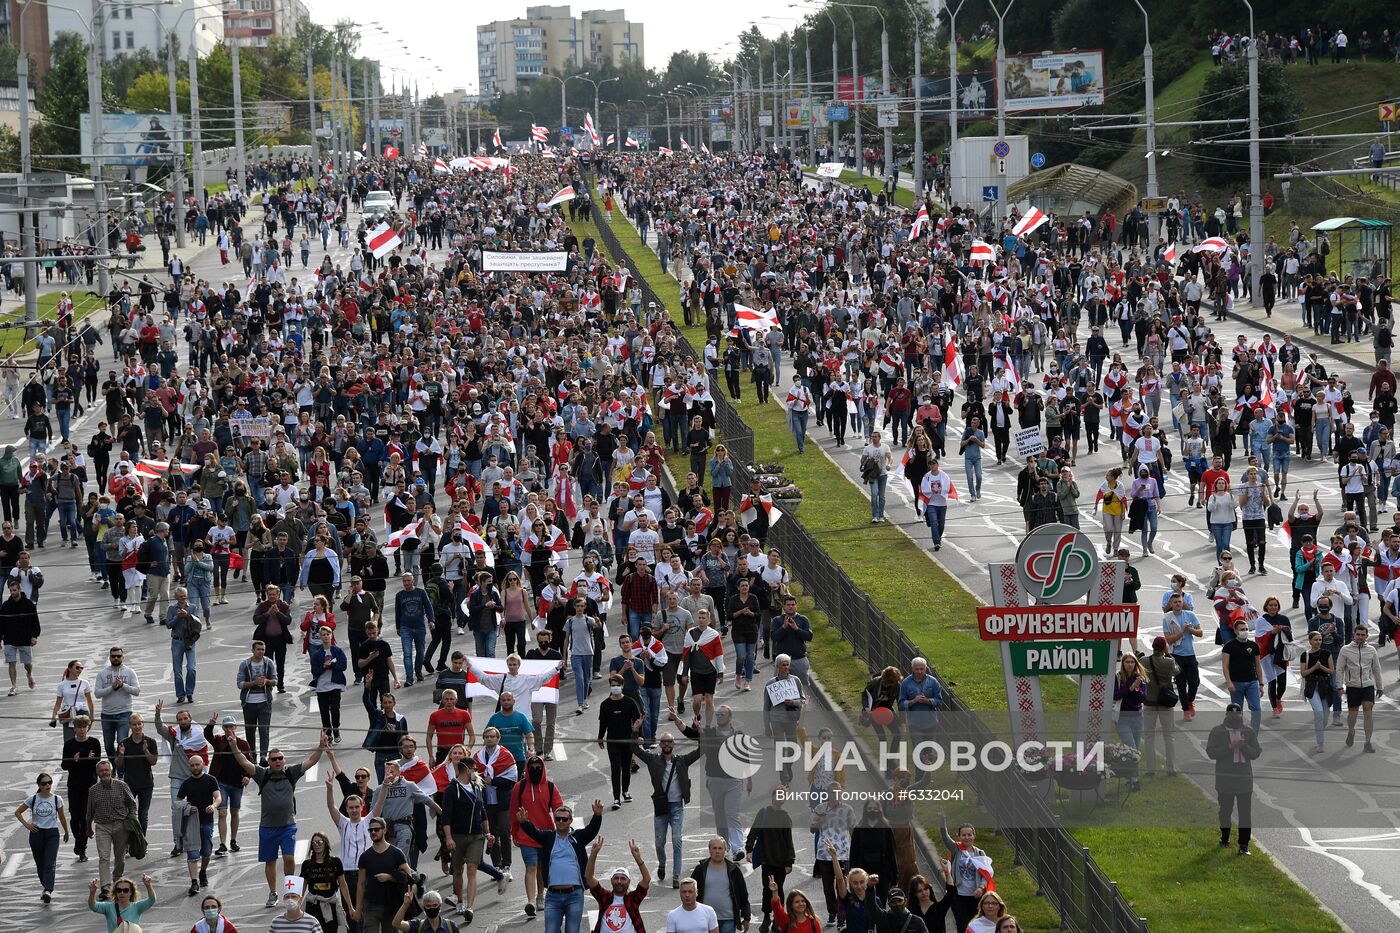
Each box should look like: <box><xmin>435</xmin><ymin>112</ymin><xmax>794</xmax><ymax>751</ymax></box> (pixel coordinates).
<box><xmin>658</xmin><ymin>146</ymin><xmax>673</xmax><ymax>155</ymax></box>
<box><xmin>416</xmin><ymin>142</ymin><xmax>428</xmax><ymax>158</ymax></box>
<box><xmin>465</xmin><ymin>658</ymin><xmax>560</xmax><ymax>705</ymax></box>
<box><xmin>910</xmin><ymin>203</ymin><xmax>930</xmax><ymax>240</ymax></box>
<box><xmin>679</xmin><ymin>136</ymin><xmax>691</xmax><ymax>150</ymax></box>
<box><xmin>1163</xmin><ymin>242</ymin><xmax>1179</xmax><ymax>265</ymax></box>
<box><xmin>606</xmin><ymin>133</ymin><xmax>616</xmax><ymax>146</ymax></box>
<box><xmin>625</xmin><ymin>135</ymin><xmax>639</xmax><ymax>148</ymax></box>
<box><xmin>546</xmin><ymin>185</ymin><xmax>576</xmax><ymax>207</ymax></box>
<box><xmin>969</xmin><ymin>240</ymin><xmax>996</xmax><ymax>263</ymax></box>
<box><xmin>1011</xmin><ymin>207</ymin><xmax>1049</xmax><ymax>238</ymax></box>
<box><xmin>531</xmin><ymin>125</ymin><xmax>550</xmax><ymax>142</ymax></box>
<box><xmin>432</xmin><ymin>157</ymin><xmax>448</xmax><ymax>173</ymax></box>
<box><xmin>367</xmin><ymin>222</ymin><xmax>402</xmax><ymax>259</ymax></box>
<box><xmin>1192</xmin><ymin>236</ymin><xmax>1230</xmax><ymax>253</ymax></box>
<box><xmin>584</xmin><ymin>112</ymin><xmax>599</xmax><ymax>146</ymax></box>
<box><xmin>493</xmin><ymin>127</ymin><xmax>503</xmax><ymax>149</ymax></box>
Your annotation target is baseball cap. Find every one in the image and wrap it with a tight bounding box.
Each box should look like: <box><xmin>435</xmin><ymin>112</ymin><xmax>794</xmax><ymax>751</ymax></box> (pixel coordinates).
<box><xmin>220</xmin><ymin>713</ymin><xmax>237</xmax><ymax>726</ymax></box>
<box><xmin>611</xmin><ymin>867</ymin><xmax>632</xmax><ymax>880</ymax></box>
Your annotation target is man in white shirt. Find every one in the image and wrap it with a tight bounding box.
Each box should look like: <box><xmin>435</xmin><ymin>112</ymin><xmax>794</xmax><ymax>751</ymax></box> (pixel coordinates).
<box><xmin>919</xmin><ymin>458</ymin><xmax>953</xmax><ymax>551</ymax></box>
<box><xmin>785</xmin><ymin>376</ymin><xmax>811</xmax><ymax>453</ymax></box>
<box><xmin>665</xmin><ymin>878</ymin><xmax>719</xmax><ymax>933</ymax></box>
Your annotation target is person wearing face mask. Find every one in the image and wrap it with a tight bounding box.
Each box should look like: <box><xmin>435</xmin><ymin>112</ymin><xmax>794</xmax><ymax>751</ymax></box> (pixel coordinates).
<box><xmin>1206</xmin><ymin>704</ymin><xmax>1262</xmax><ymax>856</ymax></box>
<box><xmin>189</xmin><ymin>893</ymin><xmax>239</xmax><ymax>933</ymax></box>
<box><xmin>598</xmin><ymin>673</ymin><xmax>644</xmax><ymax>810</ymax></box>
<box><xmin>389</xmin><ymin>888</ymin><xmax>456</xmax><ymax>932</ymax></box>
<box><xmin>510</xmin><ymin>755</ymin><xmax>564</xmax><ymax>917</ymax></box>
<box><xmin>272</xmin><ymin>876</ymin><xmax>322</xmax><ymax>932</ymax></box>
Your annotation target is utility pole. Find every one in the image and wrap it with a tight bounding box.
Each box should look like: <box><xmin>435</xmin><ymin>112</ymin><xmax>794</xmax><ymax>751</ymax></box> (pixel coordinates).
<box><xmin>87</xmin><ymin>0</ymin><xmax>111</xmax><ymax>297</ymax></box>
<box><xmin>163</xmin><ymin>21</ymin><xmax>185</xmax><ymax>246</ymax></box>
<box><xmin>756</xmin><ymin>66</ymin><xmax>763</xmax><ymax>149</ymax></box>
<box><xmin>851</xmin><ymin>24</ymin><xmax>861</xmax><ymax>178</ymax></box>
<box><xmin>880</xmin><ymin>23</ymin><xmax>890</xmax><ymax>180</ymax></box>
<box><xmin>772</xmin><ymin>47</ymin><xmax>779</xmax><ymax>152</ymax></box>
<box><xmin>188</xmin><ymin>42</ymin><xmax>203</xmax><ymax>204</ymax></box>
<box><xmin>901</xmin><ymin>0</ymin><xmax>924</xmax><ymax>196</ymax></box>
<box><xmin>787</xmin><ymin>35</ymin><xmax>794</xmax><ymax>156</ymax></box>
<box><xmin>230</xmin><ymin>36</ymin><xmax>248</xmax><ymax>193</ymax></box>
<box><xmin>371</xmin><ymin>62</ymin><xmax>381</xmax><ymax>155</ymax></box>
<box><xmin>16</xmin><ymin>0</ymin><xmax>36</xmax><ymax>329</ymax></box>
<box><xmin>307</xmin><ymin>52</ymin><xmax>318</xmax><ymax>170</ymax></box>
<box><xmin>990</xmin><ymin>0</ymin><xmax>1017</xmax><ymax>226</ymax></box>
<box><xmin>1244</xmin><ymin>1</ymin><xmax>1263</xmax><ymax>305</ymax></box>
<box><xmin>805</xmin><ymin>34</ymin><xmax>815</xmax><ymax>162</ymax></box>
<box><xmin>947</xmin><ymin>1</ymin><xmax>964</xmax><ymax>204</ymax></box>
<box><xmin>363</xmin><ymin>60</ymin><xmax>371</xmax><ymax>154</ymax></box>
<box><xmin>1133</xmin><ymin>1</ymin><xmax>1158</xmax><ymax>240</ymax></box>
<box><xmin>831</xmin><ymin>25</ymin><xmax>839</xmax><ymax>163</ymax></box>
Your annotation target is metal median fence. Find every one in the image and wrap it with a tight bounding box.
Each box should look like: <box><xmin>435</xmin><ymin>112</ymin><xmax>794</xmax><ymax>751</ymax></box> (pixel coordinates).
<box><xmin>588</xmin><ymin>206</ymin><xmax>1148</xmax><ymax>933</ymax></box>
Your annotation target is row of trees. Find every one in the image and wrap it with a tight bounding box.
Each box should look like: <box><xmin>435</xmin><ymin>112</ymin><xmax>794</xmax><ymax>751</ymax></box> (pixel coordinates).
<box><xmin>1</xmin><ymin>18</ymin><xmax>378</xmax><ymax>176</ymax></box>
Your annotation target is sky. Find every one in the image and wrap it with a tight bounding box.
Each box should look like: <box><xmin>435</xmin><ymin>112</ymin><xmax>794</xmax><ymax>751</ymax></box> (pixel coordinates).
<box><xmin>302</xmin><ymin>0</ymin><xmax>802</xmax><ymax>96</ymax></box>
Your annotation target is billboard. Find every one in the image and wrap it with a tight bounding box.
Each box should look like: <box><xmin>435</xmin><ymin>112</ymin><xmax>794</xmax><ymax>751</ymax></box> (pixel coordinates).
<box><xmin>786</xmin><ymin>98</ymin><xmax>811</xmax><ymax>128</ymax></box>
<box><xmin>80</xmin><ymin>113</ymin><xmax>183</xmax><ymax>167</ymax></box>
<box><xmin>1001</xmin><ymin>50</ymin><xmax>1105</xmax><ymax>112</ymax></box>
<box><xmin>910</xmin><ymin>73</ymin><xmax>997</xmax><ymax>121</ymax></box>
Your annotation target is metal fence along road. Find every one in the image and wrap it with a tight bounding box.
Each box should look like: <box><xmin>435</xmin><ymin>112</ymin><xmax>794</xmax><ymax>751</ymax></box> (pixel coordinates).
<box><xmin>586</xmin><ymin>198</ymin><xmax>1149</xmax><ymax>933</ymax></box>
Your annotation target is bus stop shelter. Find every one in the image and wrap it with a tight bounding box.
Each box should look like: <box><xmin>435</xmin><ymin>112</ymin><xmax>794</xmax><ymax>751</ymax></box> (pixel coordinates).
<box><xmin>1311</xmin><ymin>217</ymin><xmax>1391</xmax><ymax>281</ymax></box>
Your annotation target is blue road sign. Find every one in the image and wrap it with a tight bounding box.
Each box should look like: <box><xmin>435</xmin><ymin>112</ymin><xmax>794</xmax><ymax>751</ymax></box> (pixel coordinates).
<box><xmin>992</xmin><ymin>140</ymin><xmax>1011</xmax><ymax>158</ymax></box>
<box><xmin>982</xmin><ymin>185</ymin><xmax>999</xmax><ymax>202</ymax></box>
<box><xmin>1030</xmin><ymin>152</ymin><xmax>1046</xmax><ymax>169</ymax></box>
<box><xmin>828</xmin><ymin>105</ymin><xmax>850</xmax><ymax>121</ymax></box>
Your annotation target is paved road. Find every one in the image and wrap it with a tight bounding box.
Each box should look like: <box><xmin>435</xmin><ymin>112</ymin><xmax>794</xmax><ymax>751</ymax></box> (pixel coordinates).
<box><xmin>623</xmin><ymin>195</ymin><xmax>1400</xmax><ymax>932</ymax></box>
<box><xmin>0</xmin><ymin>203</ymin><xmax>872</xmax><ymax>933</ymax></box>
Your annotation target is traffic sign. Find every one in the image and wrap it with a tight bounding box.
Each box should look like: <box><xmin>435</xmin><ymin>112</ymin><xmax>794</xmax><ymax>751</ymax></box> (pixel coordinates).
<box><xmin>1030</xmin><ymin>151</ymin><xmax>1046</xmax><ymax>169</ymax></box>
<box><xmin>982</xmin><ymin>185</ymin><xmax>998</xmax><ymax>202</ymax></box>
<box><xmin>992</xmin><ymin>139</ymin><xmax>1011</xmax><ymax>158</ymax></box>
<box><xmin>827</xmin><ymin>104</ymin><xmax>850</xmax><ymax>121</ymax></box>
<box><xmin>1381</xmin><ymin>103</ymin><xmax>1399</xmax><ymax>121</ymax></box>
<box><xmin>997</xmin><ymin>158</ymin><xmax>1007</xmax><ymax>175</ymax></box>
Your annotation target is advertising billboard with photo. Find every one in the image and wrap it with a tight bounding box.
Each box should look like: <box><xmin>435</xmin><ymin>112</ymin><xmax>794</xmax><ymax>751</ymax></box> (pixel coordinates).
<box><xmin>80</xmin><ymin>112</ymin><xmax>184</xmax><ymax>167</ymax></box>
<box><xmin>1000</xmin><ymin>50</ymin><xmax>1105</xmax><ymax>112</ymax></box>
<box><xmin>910</xmin><ymin>73</ymin><xmax>997</xmax><ymax>121</ymax></box>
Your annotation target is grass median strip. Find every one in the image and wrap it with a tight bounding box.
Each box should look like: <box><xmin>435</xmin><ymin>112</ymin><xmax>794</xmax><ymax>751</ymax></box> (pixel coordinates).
<box><xmin>581</xmin><ymin>201</ymin><xmax>1347</xmax><ymax>933</ymax></box>
<box><xmin>0</xmin><ymin>291</ymin><xmax>105</xmax><ymax>358</ymax></box>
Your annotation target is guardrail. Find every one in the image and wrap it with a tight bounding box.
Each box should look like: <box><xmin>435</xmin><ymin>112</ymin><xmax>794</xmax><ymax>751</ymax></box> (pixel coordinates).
<box><xmin>583</xmin><ymin>192</ymin><xmax>1149</xmax><ymax>933</ymax></box>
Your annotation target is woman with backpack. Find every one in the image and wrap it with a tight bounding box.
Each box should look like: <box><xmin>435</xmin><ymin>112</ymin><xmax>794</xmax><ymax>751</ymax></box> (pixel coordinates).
<box><xmin>1143</xmin><ymin>636</ymin><xmax>1181</xmax><ymax>777</ymax></box>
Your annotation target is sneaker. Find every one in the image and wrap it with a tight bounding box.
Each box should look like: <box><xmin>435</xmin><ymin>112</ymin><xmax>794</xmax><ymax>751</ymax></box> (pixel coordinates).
<box><xmin>230</xmin><ymin>840</ymin><xmax>241</xmax><ymax>852</ymax></box>
<box><xmin>622</xmin><ymin>793</ymin><xmax>632</xmax><ymax>802</ymax></box>
<box><xmin>461</xmin><ymin>907</ymin><xmax>474</xmax><ymax>924</ymax></box>
<box><xmin>525</xmin><ymin>902</ymin><xmax>537</xmax><ymax>918</ymax></box>
<box><xmin>1365</xmin><ymin>742</ymin><xmax>1377</xmax><ymax>753</ymax></box>
<box><xmin>189</xmin><ymin>879</ymin><xmax>199</xmax><ymax>897</ymax></box>
<box><xmin>672</xmin><ymin>878</ymin><xmax>680</xmax><ymax>889</ymax></box>
<box><xmin>199</xmin><ymin>869</ymin><xmax>208</xmax><ymax>888</ymax></box>
<box><xmin>658</xmin><ymin>865</ymin><xmax>666</xmax><ymax>881</ymax></box>
<box><xmin>215</xmin><ymin>843</ymin><xmax>228</xmax><ymax>857</ymax></box>
<box><xmin>1346</xmin><ymin>730</ymin><xmax>1355</xmax><ymax>747</ymax></box>
<box><xmin>611</xmin><ymin>800</ymin><xmax>621</xmax><ymax>810</ymax></box>
<box><xmin>40</xmin><ymin>891</ymin><xmax>50</xmax><ymax>903</ymax></box>
<box><xmin>266</xmin><ymin>891</ymin><xmax>278</xmax><ymax>908</ymax></box>
<box><xmin>170</xmin><ymin>845</ymin><xmax>183</xmax><ymax>858</ymax></box>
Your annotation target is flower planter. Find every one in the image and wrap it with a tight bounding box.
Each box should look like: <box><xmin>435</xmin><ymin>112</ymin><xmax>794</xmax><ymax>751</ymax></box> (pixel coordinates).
<box><xmin>1053</xmin><ymin>768</ymin><xmax>1104</xmax><ymax>792</ymax></box>
<box><xmin>773</xmin><ymin>494</ymin><xmax>803</xmax><ymax>514</ymax></box>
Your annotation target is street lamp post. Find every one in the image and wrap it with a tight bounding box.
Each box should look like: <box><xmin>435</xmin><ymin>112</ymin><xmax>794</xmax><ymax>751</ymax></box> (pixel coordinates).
<box><xmin>155</xmin><ymin>5</ymin><xmax>186</xmax><ymax>246</ymax></box>
<box><xmin>837</xmin><ymin>5</ymin><xmax>888</xmax><ymax>179</ymax></box>
<box><xmin>15</xmin><ymin>0</ymin><xmax>39</xmax><ymax>328</ymax></box>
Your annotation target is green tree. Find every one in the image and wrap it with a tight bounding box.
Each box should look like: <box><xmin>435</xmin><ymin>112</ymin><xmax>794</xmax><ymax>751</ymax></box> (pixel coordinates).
<box><xmin>35</xmin><ymin>32</ymin><xmax>101</xmax><ymax>168</ymax></box>
<box><xmin>1191</xmin><ymin>57</ymin><xmax>1300</xmax><ymax>187</ymax></box>
<box><xmin>126</xmin><ymin>71</ymin><xmax>189</xmax><ymax>113</ymax></box>
<box><xmin>108</xmin><ymin>49</ymin><xmax>161</xmax><ymax>104</ymax></box>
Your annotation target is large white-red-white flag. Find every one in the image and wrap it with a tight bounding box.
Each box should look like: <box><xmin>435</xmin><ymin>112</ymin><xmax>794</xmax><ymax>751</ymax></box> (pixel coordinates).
<box><xmin>493</xmin><ymin>127</ymin><xmax>503</xmax><ymax>149</ymax></box>
<box><xmin>367</xmin><ymin>222</ymin><xmax>402</xmax><ymax>258</ymax></box>
<box><xmin>735</xmin><ymin>304</ymin><xmax>782</xmax><ymax>335</ymax></box>
<box><xmin>1162</xmin><ymin>242</ymin><xmax>1179</xmax><ymax>265</ymax></box>
<box><xmin>546</xmin><ymin>185</ymin><xmax>576</xmax><ymax>207</ymax></box>
<box><xmin>943</xmin><ymin>333</ymin><xmax>963</xmax><ymax>387</ymax></box>
<box><xmin>432</xmin><ymin>157</ymin><xmax>448</xmax><ymax>173</ymax></box>
<box><xmin>584</xmin><ymin>112</ymin><xmax>599</xmax><ymax>146</ymax></box>
<box><xmin>1193</xmin><ymin>236</ymin><xmax>1230</xmax><ymax>253</ymax></box>
<box><xmin>969</xmin><ymin>240</ymin><xmax>996</xmax><ymax>263</ymax></box>
<box><xmin>1011</xmin><ymin>207</ymin><xmax>1049</xmax><ymax>238</ymax></box>
<box><xmin>465</xmin><ymin>658</ymin><xmax>560</xmax><ymax>705</ymax></box>
<box><xmin>625</xmin><ymin>134</ymin><xmax>639</xmax><ymax>148</ymax></box>
<box><xmin>910</xmin><ymin>203</ymin><xmax>930</xmax><ymax>240</ymax></box>
<box><xmin>531</xmin><ymin>125</ymin><xmax>550</xmax><ymax>142</ymax></box>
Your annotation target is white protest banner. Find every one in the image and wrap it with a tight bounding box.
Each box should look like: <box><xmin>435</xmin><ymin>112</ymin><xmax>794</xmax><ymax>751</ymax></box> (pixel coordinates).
<box><xmin>1014</xmin><ymin>427</ymin><xmax>1046</xmax><ymax>459</ymax></box>
<box><xmin>481</xmin><ymin>251</ymin><xmax>569</xmax><ymax>273</ymax></box>
<box><xmin>765</xmin><ymin>677</ymin><xmax>802</xmax><ymax>707</ymax></box>
<box><xmin>232</xmin><ymin>416</ymin><xmax>274</xmax><ymax>439</ymax></box>
<box><xmin>816</xmin><ymin>162</ymin><xmax>844</xmax><ymax>178</ymax></box>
